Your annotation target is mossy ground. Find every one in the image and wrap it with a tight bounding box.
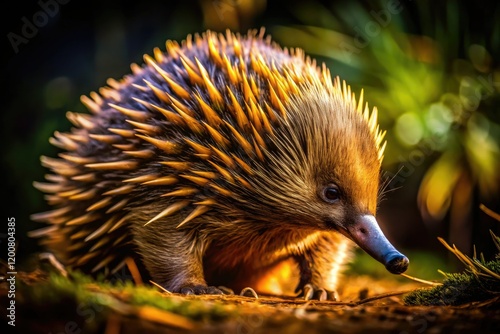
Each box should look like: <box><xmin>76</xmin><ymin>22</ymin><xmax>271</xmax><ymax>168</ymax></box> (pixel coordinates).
<box><xmin>404</xmin><ymin>234</ymin><xmax>500</xmax><ymax>307</ymax></box>
<box><xmin>2</xmin><ymin>250</ymin><xmax>500</xmax><ymax>334</ymax></box>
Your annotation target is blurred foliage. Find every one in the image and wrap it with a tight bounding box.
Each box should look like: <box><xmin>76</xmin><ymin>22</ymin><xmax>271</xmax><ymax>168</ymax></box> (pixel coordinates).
<box><xmin>199</xmin><ymin>0</ymin><xmax>267</xmax><ymax>30</ymax></box>
<box><xmin>272</xmin><ymin>0</ymin><xmax>500</xmax><ymax>253</ymax></box>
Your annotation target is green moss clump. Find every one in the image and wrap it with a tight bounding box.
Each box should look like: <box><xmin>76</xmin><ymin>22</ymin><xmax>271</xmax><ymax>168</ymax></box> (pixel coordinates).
<box><xmin>404</xmin><ymin>231</ymin><xmax>500</xmax><ymax>306</ymax></box>
<box><xmin>404</xmin><ymin>258</ymin><xmax>500</xmax><ymax>306</ymax></box>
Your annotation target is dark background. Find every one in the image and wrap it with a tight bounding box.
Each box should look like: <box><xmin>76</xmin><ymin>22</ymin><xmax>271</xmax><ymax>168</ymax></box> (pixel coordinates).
<box><xmin>2</xmin><ymin>0</ymin><xmax>500</xmax><ymax>276</ymax></box>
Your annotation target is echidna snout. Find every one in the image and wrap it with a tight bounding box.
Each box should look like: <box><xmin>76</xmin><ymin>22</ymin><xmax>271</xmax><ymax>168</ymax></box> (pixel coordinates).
<box><xmin>341</xmin><ymin>215</ymin><xmax>409</xmax><ymax>274</ymax></box>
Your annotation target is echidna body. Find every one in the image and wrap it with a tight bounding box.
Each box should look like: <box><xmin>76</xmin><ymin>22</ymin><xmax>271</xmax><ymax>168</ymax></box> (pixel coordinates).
<box><xmin>31</xmin><ymin>29</ymin><xmax>408</xmax><ymax>297</ymax></box>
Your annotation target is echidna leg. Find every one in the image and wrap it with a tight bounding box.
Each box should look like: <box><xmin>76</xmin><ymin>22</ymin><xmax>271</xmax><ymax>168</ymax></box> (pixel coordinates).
<box><xmin>294</xmin><ymin>232</ymin><xmax>353</xmax><ymax>301</ymax></box>
<box><xmin>131</xmin><ymin>215</ymin><xmax>223</xmax><ymax>295</ymax></box>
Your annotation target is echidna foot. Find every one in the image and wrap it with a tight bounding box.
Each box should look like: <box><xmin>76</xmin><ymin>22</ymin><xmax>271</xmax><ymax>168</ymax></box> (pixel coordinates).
<box><xmin>301</xmin><ymin>283</ymin><xmax>337</xmax><ymax>301</ymax></box>
<box><xmin>179</xmin><ymin>284</ymin><xmax>225</xmax><ymax>295</ymax></box>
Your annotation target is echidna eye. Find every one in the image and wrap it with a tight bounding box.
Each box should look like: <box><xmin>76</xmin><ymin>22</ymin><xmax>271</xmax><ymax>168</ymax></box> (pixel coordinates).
<box><xmin>322</xmin><ymin>185</ymin><xmax>340</xmax><ymax>203</ymax></box>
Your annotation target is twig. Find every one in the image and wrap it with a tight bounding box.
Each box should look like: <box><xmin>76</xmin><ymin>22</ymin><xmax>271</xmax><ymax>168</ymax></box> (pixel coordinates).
<box><xmin>456</xmin><ymin>295</ymin><xmax>500</xmax><ymax>308</ymax></box>
<box><xmin>39</xmin><ymin>252</ymin><xmax>68</xmax><ymax>277</ymax></box>
<box><xmin>480</xmin><ymin>204</ymin><xmax>500</xmax><ymax>221</ymax></box>
<box><xmin>400</xmin><ymin>273</ymin><xmax>442</xmax><ymax>286</ymax></box>
<box><xmin>149</xmin><ymin>280</ymin><xmax>172</xmax><ymax>294</ymax></box>
<box><xmin>255</xmin><ymin>290</ymin><xmax>414</xmax><ymax>307</ymax></box>
<box><xmin>125</xmin><ymin>257</ymin><xmax>143</xmax><ymax>285</ymax></box>
<box><xmin>349</xmin><ymin>290</ymin><xmax>414</xmax><ymax>306</ymax></box>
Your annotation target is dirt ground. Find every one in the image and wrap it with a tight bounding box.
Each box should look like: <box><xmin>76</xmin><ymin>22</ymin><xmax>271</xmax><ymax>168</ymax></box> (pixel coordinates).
<box><xmin>2</xmin><ymin>269</ymin><xmax>500</xmax><ymax>334</ymax></box>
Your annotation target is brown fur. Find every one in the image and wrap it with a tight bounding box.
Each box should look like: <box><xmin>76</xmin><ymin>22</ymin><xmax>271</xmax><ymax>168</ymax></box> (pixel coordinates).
<box><xmin>31</xmin><ymin>29</ymin><xmax>388</xmax><ymax>297</ymax></box>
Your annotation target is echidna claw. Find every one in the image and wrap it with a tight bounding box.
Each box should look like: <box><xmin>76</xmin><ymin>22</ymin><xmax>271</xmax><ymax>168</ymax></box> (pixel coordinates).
<box><xmin>315</xmin><ymin>288</ymin><xmax>328</xmax><ymax>301</ymax></box>
<box><xmin>179</xmin><ymin>285</ymin><xmax>224</xmax><ymax>295</ymax></box>
<box><xmin>218</xmin><ymin>286</ymin><xmax>235</xmax><ymax>295</ymax></box>
<box><xmin>302</xmin><ymin>284</ymin><xmax>337</xmax><ymax>301</ymax></box>
<box><xmin>303</xmin><ymin>283</ymin><xmax>315</xmax><ymax>300</ymax></box>
<box><xmin>240</xmin><ymin>287</ymin><xmax>259</xmax><ymax>299</ymax></box>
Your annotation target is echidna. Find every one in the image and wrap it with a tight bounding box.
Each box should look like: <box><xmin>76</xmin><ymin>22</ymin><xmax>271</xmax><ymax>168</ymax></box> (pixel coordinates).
<box><xmin>31</xmin><ymin>28</ymin><xmax>409</xmax><ymax>299</ymax></box>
